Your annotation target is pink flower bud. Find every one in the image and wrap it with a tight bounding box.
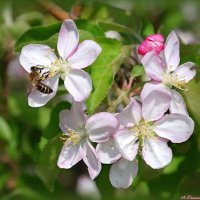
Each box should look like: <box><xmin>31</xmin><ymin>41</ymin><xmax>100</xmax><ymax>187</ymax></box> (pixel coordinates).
<box><xmin>138</xmin><ymin>34</ymin><xmax>165</xmax><ymax>56</ymax></box>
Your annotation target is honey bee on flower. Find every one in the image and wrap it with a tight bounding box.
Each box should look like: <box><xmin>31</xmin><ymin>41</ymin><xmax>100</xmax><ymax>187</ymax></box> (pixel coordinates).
<box><xmin>19</xmin><ymin>19</ymin><xmax>102</xmax><ymax>107</ymax></box>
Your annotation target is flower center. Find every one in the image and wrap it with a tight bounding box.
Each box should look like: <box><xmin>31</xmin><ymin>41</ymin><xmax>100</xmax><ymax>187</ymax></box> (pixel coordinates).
<box><xmin>60</xmin><ymin>125</ymin><xmax>88</xmax><ymax>146</ymax></box>
<box><xmin>132</xmin><ymin>120</ymin><xmax>155</xmax><ymax>148</ymax></box>
<box><xmin>60</xmin><ymin>127</ymin><xmax>81</xmax><ymax>145</ymax></box>
<box><xmin>162</xmin><ymin>72</ymin><xmax>188</xmax><ymax>91</ymax></box>
<box><xmin>46</xmin><ymin>58</ymin><xmax>71</xmax><ymax>80</ymax></box>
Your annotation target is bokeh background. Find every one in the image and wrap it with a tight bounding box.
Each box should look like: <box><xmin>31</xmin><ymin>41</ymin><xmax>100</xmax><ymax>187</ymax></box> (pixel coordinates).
<box><xmin>0</xmin><ymin>0</ymin><xmax>200</xmax><ymax>200</ymax></box>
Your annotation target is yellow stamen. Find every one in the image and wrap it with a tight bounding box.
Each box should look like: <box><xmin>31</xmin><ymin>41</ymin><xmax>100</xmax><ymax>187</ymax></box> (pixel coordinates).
<box><xmin>43</xmin><ymin>58</ymin><xmax>71</xmax><ymax>79</ymax></box>
<box><xmin>162</xmin><ymin>73</ymin><xmax>188</xmax><ymax>91</ymax></box>
<box><xmin>130</xmin><ymin>120</ymin><xmax>156</xmax><ymax>148</ymax></box>
<box><xmin>60</xmin><ymin>127</ymin><xmax>80</xmax><ymax>145</ymax></box>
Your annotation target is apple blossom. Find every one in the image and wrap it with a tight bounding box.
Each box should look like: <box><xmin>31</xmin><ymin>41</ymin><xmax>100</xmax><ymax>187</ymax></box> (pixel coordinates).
<box><xmin>19</xmin><ymin>19</ymin><xmax>102</xmax><ymax>107</ymax></box>
<box><xmin>57</xmin><ymin>101</ymin><xmax>119</xmax><ymax>179</ymax></box>
<box><xmin>141</xmin><ymin>31</ymin><xmax>196</xmax><ymax>115</ymax></box>
<box><xmin>138</xmin><ymin>34</ymin><xmax>165</xmax><ymax>56</ymax></box>
<box><xmin>114</xmin><ymin>90</ymin><xmax>194</xmax><ymax>169</ymax></box>
<box><xmin>96</xmin><ymin>137</ymin><xmax>138</xmax><ymax>189</ymax></box>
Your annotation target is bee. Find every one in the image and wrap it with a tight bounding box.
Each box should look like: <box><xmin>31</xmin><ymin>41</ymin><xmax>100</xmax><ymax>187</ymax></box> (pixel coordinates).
<box><xmin>29</xmin><ymin>66</ymin><xmax>53</xmax><ymax>94</ymax></box>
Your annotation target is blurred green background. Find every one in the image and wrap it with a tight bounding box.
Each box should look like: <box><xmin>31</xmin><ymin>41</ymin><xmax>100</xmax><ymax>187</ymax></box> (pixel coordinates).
<box><xmin>0</xmin><ymin>0</ymin><xmax>200</xmax><ymax>200</ymax></box>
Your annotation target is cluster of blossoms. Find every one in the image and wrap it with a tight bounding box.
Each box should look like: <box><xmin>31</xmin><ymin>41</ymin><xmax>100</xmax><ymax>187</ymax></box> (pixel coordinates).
<box><xmin>19</xmin><ymin>19</ymin><xmax>196</xmax><ymax>189</ymax></box>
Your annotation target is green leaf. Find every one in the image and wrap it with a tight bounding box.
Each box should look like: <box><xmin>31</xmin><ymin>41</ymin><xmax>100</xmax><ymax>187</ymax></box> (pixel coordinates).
<box><xmin>97</xmin><ymin>20</ymin><xmax>138</xmax><ymax>36</ymax></box>
<box><xmin>75</xmin><ymin>19</ymin><xmax>104</xmax><ymax>37</ymax></box>
<box><xmin>86</xmin><ymin>39</ymin><xmax>132</xmax><ymax>114</ymax></box>
<box><xmin>142</xmin><ymin>22</ymin><xmax>154</xmax><ymax>37</ymax></box>
<box><xmin>0</xmin><ymin>117</ymin><xmax>12</xmax><ymax>142</ymax></box>
<box><xmin>131</xmin><ymin>64</ymin><xmax>144</xmax><ymax>78</ymax></box>
<box><xmin>15</xmin><ymin>19</ymin><xmax>104</xmax><ymax>53</ymax></box>
<box><xmin>182</xmin><ymin>74</ymin><xmax>200</xmax><ymax>152</ymax></box>
<box><xmin>15</xmin><ymin>22</ymin><xmax>61</xmax><ymax>52</ymax></box>
<box><xmin>36</xmin><ymin>135</ymin><xmax>62</xmax><ymax>192</ymax></box>
<box><xmin>183</xmin><ymin>78</ymin><xmax>200</xmax><ymax>125</ymax></box>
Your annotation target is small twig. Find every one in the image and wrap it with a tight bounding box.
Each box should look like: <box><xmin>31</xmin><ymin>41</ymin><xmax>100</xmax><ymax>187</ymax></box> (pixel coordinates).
<box><xmin>107</xmin><ymin>88</ymin><xmax>130</xmax><ymax>112</ymax></box>
<box><xmin>129</xmin><ymin>87</ymin><xmax>142</xmax><ymax>97</ymax></box>
<box><xmin>0</xmin><ymin>36</ymin><xmax>14</xmax><ymax>117</ymax></box>
<box><xmin>34</xmin><ymin>0</ymin><xmax>71</xmax><ymax>21</ymax></box>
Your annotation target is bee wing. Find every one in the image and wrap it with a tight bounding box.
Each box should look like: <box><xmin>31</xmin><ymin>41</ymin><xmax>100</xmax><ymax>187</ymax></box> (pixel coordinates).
<box><xmin>27</xmin><ymin>82</ymin><xmax>36</xmax><ymax>97</ymax></box>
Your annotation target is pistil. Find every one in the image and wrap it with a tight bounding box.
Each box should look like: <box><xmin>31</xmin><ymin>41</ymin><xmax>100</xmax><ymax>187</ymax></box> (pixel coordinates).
<box><xmin>162</xmin><ymin>73</ymin><xmax>188</xmax><ymax>91</ymax></box>
<box><xmin>132</xmin><ymin>120</ymin><xmax>155</xmax><ymax>148</ymax></box>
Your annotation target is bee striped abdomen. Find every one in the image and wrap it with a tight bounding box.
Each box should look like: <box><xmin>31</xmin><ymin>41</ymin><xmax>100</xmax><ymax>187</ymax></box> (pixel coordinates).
<box><xmin>37</xmin><ymin>82</ymin><xmax>53</xmax><ymax>94</ymax></box>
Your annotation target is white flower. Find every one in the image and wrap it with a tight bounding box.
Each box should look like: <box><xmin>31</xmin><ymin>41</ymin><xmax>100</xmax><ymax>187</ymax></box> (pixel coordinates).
<box><xmin>141</xmin><ymin>31</ymin><xmax>196</xmax><ymax>115</ymax></box>
<box><xmin>57</xmin><ymin>101</ymin><xmax>119</xmax><ymax>179</ymax></box>
<box><xmin>19</xmin><ymin>19</ymin><xmax>102</xmax><ymax>107</ymax></box>
<box><xmin>114</xmin><ymin>90</ymin><xmax>194</xmax><ymax>169</ymax></box>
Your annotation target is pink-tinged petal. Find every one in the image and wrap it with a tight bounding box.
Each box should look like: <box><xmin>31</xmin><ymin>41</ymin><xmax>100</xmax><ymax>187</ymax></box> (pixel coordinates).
<box><xmin>59</xmin><ymin>101</ymin><xmax>86</xmax><ymax>132</ymax></box>
<box><xmin>19</xmin><ymin>44</ymin><xmax>56</xmax><ymax>73</ymax></box>
<box><xmin>70</xmin><ymin>101</ymin><xmax>86</xmax><ymax>127</ymax></box>
<box><xmin>154</xmin><ymin>114</ymin><xmax>194</xmax><ymax>143</ymax></box>
<box><xmin>28</xmin><ymin>74</ymin><xmax>59</xmax><ymax>107</ymax></box>
<box><xmin>116</xmin><ymin>98</ymin><xmax>141</xmax><ymax>127</ymax></box>
<box><xmin>173</xmin><ymin>62</ymin><xmax>196</xmax><ymax>83</ymax></box>
<box><xmin>169</xmin><ymin>89</ymin><xmax>188</xmax><ymax>115</ymax></box>
<box><xmin>57</xmin><ymin>19</ymin><xmax>79</xmax><ymax>60</ymax></box>
<box><xmin>164</xmin><ymin>31</ymin><xmax>180</xmax><ymax>72</ymax></box>
<box><xmin>68</xmin><ymin>40</ymin><xmax>102</xmax><ymax>69</ymax></box>
<box><xmin>141</xmin><ymin>82</ymin><xmax>166</xmax><ymax>101</ymax></box>
<box><xmin>59</xmin><ymin>110</ymin><xmax>75</xmax><ymax>132</ymax></box>
<box><xmin>141</xmin><ymin>51</ymin><xmax>164</xmax><ymax>81</ymax></box>
<box><xmin>86</xmin><ymin>113</ymin><xmax>118</xmax><ymax>143</ymax></box>
<box><xmin>64</xmin><ymin>69</ymin><xmax>92</xmax><ymax>102</ymax></box>
<box><xmin>142</xmin><ymin>137</ymin><xmax>172</xmax><ymax>169</ymax></box>
<box><xmin>114</xmin><ymin>129</ymin><xmax>139</xmax><ymax>161</ymax></box>
<box><xmin>96</xmin><ymin>138</ymin><xmax>121</xmax><ymax>164</ymax></box>
<box><xmin>142</xmin><ymin>90</ymin><xmax>171</xmax><ymax>122</ymax></box>
<box><xmin>82</xmin><ymin>141</ymin><xmax>101</xmax><ymax>180</ymax></box>
<box><xmin>57</xmin><ymin>142</ymin><xmax>82</xmax><ymax>169</ymax></box>
<box><xmin>109</xmin><ymin>158</ymin><xmax>138</xmax><ymax>189</ymax></box>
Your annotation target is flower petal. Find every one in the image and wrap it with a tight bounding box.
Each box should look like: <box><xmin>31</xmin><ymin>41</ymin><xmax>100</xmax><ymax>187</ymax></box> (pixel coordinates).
<box><xmin>141</xmin><ymin>51</ymin><xmax>164</xmax><ymax>81</ymax></box>
<box><xmin>28</xmin><ymin>74</ymin><xmax>59</xmax><ymax>107</ymax></box>
<box><xmin>57</xmin><ymin>142</ymin><xmax>82</xmax><ymax>169</ymax></box>
<box><xmin>116</xmin><ymin>98</ymin><xmax>142</xmax><ymax>127</ymax></box>
<box><xmin>169</xmin><ymin>89</ymin><xmax>188</xmax><ymax>115</ymax></box>
<box><xmin>142</xmin><ymin>137</ymin><xmax>172</xmax><ymax>169</ymax></box>
<box><xmin>19</xmin><ymin>44</ymin><xmax>57</xmax><ymax>73</ymax></box>
<box><xmin>59</xmin><ymin>101</ymin><xmax>86</xmax><ymax>132</ymax></box>
<box><xmin>86</xmin><ymin>112</ymin><xmax>118</xmax><ymax>143</ymax></box>
<box><xmin>109</xmin><ymin>158</ymin><xmax>138</xmax><ymax>189</ymax></box>
<box><xmin>82</xmin><ymin>141</ymin><xmax>101</xmax><ymax>180</ymax></box>
<box><xmin>114</xmin><ymin>129</ymin><xmax>139</xmax><ymax>161</ymax></box>
<box><xmin>64</xmin><ymin>69</ymin><xmax>92</xmax><ymax>102</ymax></box>
<box><xmin>96</xmin><ymin>138</ymin><xmax>121</xmax><ymax>164</ymax></box>
<box><xmin>173</xmin><ymin>62</ymin><xmax>196</xmax><ymax>83</ymax></box>
<box><xmin>164</xmin><ymin>31</ymin><xmax>180</xmax><ymax>72</ymax></box>
<box><xmin>76</xmin><ymin>175</ymin><xmax>101</xmax><ymax>200</ymax></box>
<box><xmin>142</xmin><ymin>90</ymin><xmax>171</xmax><ymax>122</ymax></box>
<box><xmin>68</xmin><ymin>40</ymin><xmax>102</xmax><ymax>69</ymax></box>
<box><xmin>154</xmin><ymin>114</ymin><xmax>194</xmax><ymax>143</ymax></box>
<box><xmin>57</xmin><ymin>19</ymin><xmax>79</xmax><ymax>60</ymax></box>
<box><xmin>141</xmin><ymin>82</ymin><xmax>166</xmax><ymax>101</ymax></box>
